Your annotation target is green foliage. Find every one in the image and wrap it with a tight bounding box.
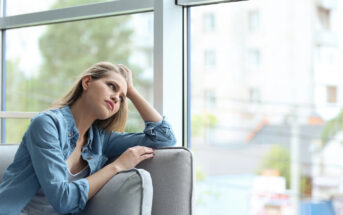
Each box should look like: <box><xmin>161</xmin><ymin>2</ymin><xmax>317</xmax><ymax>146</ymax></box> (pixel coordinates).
<box><xmin>191</xmin><ymin>111</ymin><xmax>218</xmax><ymax>137</ymax></box>
<box><xmin>321</xmin><ymin>110</ymin><xmax>343</xmax><ymax>146</ymax></box>
<box><xmin>258</xmin><ymin>145</ymin><xmax>312</xmax><ymax>196</ymax></box>
<box><xmin>258</xmin><ymin>145</ymin><xmax>291</xmax><ymax>188</ymax></box>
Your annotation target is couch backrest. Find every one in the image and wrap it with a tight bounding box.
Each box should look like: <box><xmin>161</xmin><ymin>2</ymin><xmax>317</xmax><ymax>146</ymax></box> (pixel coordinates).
<box><xmin>0</xmin><ymin>144</ymin><xmax>19</xmax><ymax>182</ymax></box>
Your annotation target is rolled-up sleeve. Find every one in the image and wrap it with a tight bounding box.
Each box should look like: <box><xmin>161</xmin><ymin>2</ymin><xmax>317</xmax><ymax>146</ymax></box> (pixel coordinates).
<box><xmin>103</xmin><ymin>117</ymin><xmax>176</xmax><ymax>158</ymax></box>
<box><xmin>25</xmin><ymin>114</ymin><xmax>89</xmax><ymax>214</ymax></box>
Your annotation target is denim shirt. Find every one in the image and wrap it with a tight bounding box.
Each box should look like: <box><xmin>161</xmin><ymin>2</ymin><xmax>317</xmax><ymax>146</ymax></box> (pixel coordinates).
<box><xmin>0</xmin><ymin>106</ymin><xmax>176</xmax><ymax>215</ymax></box>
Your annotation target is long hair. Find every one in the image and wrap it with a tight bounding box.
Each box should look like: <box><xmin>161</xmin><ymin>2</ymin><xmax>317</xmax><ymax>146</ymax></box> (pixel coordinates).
<box><xmin>51</xmin><ymin>62</ymin><xmax>128</xmax><ymax>132</ymax></box>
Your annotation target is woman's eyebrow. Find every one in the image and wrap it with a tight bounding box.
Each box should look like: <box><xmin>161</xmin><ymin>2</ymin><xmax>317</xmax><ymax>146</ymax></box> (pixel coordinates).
<box><xmin>111</xmin><ymin>80</ymin><xmax>126</xmax><ymax>97</ymax></box>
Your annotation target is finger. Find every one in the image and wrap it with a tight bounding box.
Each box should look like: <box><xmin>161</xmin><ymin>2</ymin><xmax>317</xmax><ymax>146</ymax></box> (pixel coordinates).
<box><xmin>139</xmin><ymin>153</ymin><xmax>154</xmax><ymax>162</ymax></box>
<box><xmin>117</xmin><ymin>64</ymin><xmax>130</xmax><ymax>73</ymax></box>
<box><xmin>134</xmin><ymin>146</ymin><xmax>154</xmax><ymax>154</ymax></box>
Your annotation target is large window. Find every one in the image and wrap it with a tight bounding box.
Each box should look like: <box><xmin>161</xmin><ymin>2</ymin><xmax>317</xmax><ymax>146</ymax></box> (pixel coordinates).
<box><xmin>190</xmin><ymin>0</ymin><xmax>343</xmax><ymax>214</ymax></box>
<box><xmin>2</xmin><ymin>1</ymin><xmax>153</xmax><ymax>143</ymax></box>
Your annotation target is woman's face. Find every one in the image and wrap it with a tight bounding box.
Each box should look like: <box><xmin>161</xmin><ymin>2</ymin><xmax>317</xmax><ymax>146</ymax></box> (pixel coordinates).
<box><xmin>82</xmin><ymin>71</ymin><xmax>127</xmax><ymax>120</ymax></box>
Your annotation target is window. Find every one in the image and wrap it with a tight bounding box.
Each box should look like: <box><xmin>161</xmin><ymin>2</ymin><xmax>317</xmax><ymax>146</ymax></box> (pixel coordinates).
<box><xmin>326</xmin><ymin>86</ymin><xmax>337</xmax><ymax>104</ymax></box>
<box><xmin>203</xmin><ymin>13</ymin><xmax>215</xmax><ymax>32</ymax></box>
<box><xmin>249</xmin><ymin>87</ymin><xmax>261</xmax><ymax>103</ymax></box>
<box><xmin>4</xmin><ymin>12</ymin><xmax>153</xmax><ymax>142</ymax></box>
<box><xmin>205</xmin><ymin>89</ymin><xmax>216</xmax><ymax>109</ymax></box>
<box><xmin>204</xmin><ymin>49</ymin><xmax>216</xmax><ymax>69</ymax></box>
<box><xmin>248</xmin><ymin>10</ymin><xmax>260</xmax><ymax>32</ymax></box>
<box><xmin>248</xmin><ymin>49</ymin><xmax>261</xmax><ymax>69</ymax></box>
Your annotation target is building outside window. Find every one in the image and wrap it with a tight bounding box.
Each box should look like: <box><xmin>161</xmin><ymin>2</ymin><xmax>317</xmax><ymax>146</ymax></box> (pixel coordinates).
<box><xmin>191</xmin><ymin>0</ymin><xmax>343</xmax><ymax>214</ymax></box>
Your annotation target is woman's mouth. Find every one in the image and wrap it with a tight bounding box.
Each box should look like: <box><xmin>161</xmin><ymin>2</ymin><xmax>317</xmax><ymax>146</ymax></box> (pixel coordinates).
<box><xmin>105</xmin><ymin>100</ymin><xmax>114</xmax><ymax>111</ymax></box>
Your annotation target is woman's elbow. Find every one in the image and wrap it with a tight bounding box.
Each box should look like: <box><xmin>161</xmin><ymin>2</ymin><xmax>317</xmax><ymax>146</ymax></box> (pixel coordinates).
<box><xmin>48</xmin><ymin>182</ymin><xmax>88</xmax><ymax>214</ymax></box>
<box><xmin>157</xmin><ymin>133</ymin><xmax>177</xmax><ymax>147</ymax></box>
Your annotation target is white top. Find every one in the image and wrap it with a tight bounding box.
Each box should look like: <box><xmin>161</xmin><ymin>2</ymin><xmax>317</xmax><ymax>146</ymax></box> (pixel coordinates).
<box><xmin>20</xmin><ymin>165</ymin><xmax>90</xmax><ymax>215</ymax></box>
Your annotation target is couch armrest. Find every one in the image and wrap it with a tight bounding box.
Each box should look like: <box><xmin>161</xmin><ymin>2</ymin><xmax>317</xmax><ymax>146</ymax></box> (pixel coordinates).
<box><xmin>137</xmin><ymin>147</ymin><xmax>194</xmax><ymax>215</ymax></box>
<box><xmin>84</xmin><ymin>147</ymin><xmax>194</xmax><ymax>215</ymax></box>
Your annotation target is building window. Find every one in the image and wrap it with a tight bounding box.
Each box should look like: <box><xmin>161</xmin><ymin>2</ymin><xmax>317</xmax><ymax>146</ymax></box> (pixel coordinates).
<box><xmin>327</xmin><ymin>86</ymin><xmax>337</xmax><ymax>104</ymax></box>
<box><xmin>204</xmin><ymin>49</ymin><xmax>216</xmax><ymax>69</ymax></box>
<box><xmin>205</xmin><ymin>89</ymin><xmax>216</xmax><ymax>109</ymax></box>
<box><xmin>248</xmin><ymin>10</ymin><xmax>260</xmax><ymax>32</ymax></box>
<box><xmin>249</xmin><ymin>87</ymin><xmax>261</xmax><ymax>103</ymax></box>
<box><xmin>203</xmin><ymin>13</ymin><xmax>215</xmax><ymax>32</ymax></box>
<box><xmin>317</xmin><ymin>6</ymin><xmax>331</xmax><ymax>30</ymax></box>
<box><xmin>248</xmin><ymin>49</ymin><xmax>261</xmax><ymax>69</ymax></box>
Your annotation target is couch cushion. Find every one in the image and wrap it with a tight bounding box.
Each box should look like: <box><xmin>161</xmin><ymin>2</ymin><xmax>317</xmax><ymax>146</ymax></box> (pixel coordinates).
<box><xmin>0</xmin><ymin>144</ymin><xmax>19</xmax><ymax>182</ymax></box>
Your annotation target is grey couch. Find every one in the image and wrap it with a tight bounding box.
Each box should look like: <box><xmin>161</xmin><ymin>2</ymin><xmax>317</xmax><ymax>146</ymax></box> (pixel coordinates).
<box><xmin>0</xmin><ymin>144</ymin><xmax>193</xmax><ymax>215</ymax></box>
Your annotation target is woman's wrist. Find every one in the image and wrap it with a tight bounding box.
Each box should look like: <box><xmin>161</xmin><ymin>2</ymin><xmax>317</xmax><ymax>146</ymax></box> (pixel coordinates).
<box><xmin>127</xmin><ymin>86</ymin><xmax>138</xmax><ymax>100</ymax></box>
<box><xmin>106</xmin><ymin>163</ymin><xmax>121</xmax><ymax>176</ymax></box>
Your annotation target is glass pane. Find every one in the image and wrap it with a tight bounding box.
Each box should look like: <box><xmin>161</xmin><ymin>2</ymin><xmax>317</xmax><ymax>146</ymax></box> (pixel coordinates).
<box><xmin>6</xmin><ymin>0</ymin><xmax>111</xmax><ymax>16</ymax></box>
<box><xmin>6</xmin><ymin>12</ymin><xmax>153</xmax><ymax>133</ymax></box>
<box><xmin>190</xmin><ymin>0</ymin><xmax>343</xmax><ymax>214</ymax></box>
<box><xmin>4</xmin><ymin>119</ymin><xmax>31</xmax><ymax>144</ymax></box>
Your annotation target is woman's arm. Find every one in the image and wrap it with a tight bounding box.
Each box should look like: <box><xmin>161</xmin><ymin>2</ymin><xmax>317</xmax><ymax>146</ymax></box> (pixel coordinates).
<box><xmin>101</xmin><ymin>65</ymin><xmax>176</xmax><ymax>158</ymax></box>
<box><xmin>119</xmin><ymin>64</ymin><xmax>162</xmax><ymax>123</ymax></box>
<box><xmin>86</xmin><ymin>146</ymin><xmax>154</xmax><ymax>199</ymax></box>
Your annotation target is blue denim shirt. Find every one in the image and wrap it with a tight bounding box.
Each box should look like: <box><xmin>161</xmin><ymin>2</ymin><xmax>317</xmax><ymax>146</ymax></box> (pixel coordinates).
<box><xmin>0</xmin><ymin>106</ymin><xmax>176</xmax><ymax>215</ymax></box>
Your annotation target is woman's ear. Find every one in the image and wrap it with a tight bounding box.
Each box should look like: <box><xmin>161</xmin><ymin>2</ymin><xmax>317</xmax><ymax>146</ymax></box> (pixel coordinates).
<box><xmin>81</xmin><ymin>75</ymin><xmax>92</xmax><ymax>91</ymax></box>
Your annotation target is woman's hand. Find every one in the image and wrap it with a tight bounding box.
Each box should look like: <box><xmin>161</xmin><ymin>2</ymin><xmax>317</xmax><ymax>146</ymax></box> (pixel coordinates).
<box><xmin>118</xmin><ymin>64</ymin><xmax>162</xmax><ymax>122</ymax></box>
<box><xmin>118</xmin><ymin>64</ymin><xmax>135</xmax><ymax>98</ymax></box>
<box><xmin>110</xmin><ymin>146</ymin><xmax>155</xmax><ymax>172</ymax></box>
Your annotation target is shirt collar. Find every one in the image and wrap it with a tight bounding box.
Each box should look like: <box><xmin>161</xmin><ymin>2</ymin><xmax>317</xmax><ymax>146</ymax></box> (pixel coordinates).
<box><xmin>60</xmin><ymin>105</ymin><xmax>94</xmax><ymax>149</ymax></box>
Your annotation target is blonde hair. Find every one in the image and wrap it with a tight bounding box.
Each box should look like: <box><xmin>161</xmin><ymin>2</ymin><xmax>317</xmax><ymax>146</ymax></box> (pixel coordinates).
<box><xmin>52</xmin><ymin>62</ymin><xmax>128</xmax><ymax>132</ymax></box>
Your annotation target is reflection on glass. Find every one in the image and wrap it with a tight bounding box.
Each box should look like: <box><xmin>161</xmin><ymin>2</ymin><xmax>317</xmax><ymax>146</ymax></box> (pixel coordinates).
<box><xmin>5</xmin><ymin>0</ymin><xmax>111</xmax><ymax>16</ymax></box>
<box><xmin>191</xmin><ymin>0</ymin><xmax>343</xmax><ymax>214</ymax></box>
<box><xmin>6</xmin><ymin>12</ymin><xmax>153</xmax><ymax>134</ymax></box>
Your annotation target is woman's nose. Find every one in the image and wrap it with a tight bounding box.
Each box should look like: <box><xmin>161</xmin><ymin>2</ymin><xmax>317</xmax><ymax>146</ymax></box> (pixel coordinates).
<box><xmin>111</xmin><ymin>94</ymin><xmax>120</xmax><ymax>103</ymax></box>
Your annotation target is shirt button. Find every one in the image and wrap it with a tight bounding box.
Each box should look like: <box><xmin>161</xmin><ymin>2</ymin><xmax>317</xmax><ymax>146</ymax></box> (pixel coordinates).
<box><xmin>87</xmin><ymin>156</ymin><xmax>92</xmax><ymax>160</ymax></box>
<box><xmin>68</xmin><ymin>133</ymin><xmax>72</xmax><ymax>137</ymax></box>
<box><xmin>83</xmin><ymin>149</ymin><xmax>88</xmax><ymax>153</ymax></box>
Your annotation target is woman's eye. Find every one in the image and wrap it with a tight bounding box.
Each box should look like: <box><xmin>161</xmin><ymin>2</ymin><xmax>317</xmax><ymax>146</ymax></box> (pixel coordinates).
<box><xmin>108</xmin><ymin>83</ymin><xmax>116</xmax><ymax>90</ymax></box>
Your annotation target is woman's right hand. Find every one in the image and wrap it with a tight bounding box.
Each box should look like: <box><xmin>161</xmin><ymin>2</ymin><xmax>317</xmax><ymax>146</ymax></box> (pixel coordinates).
<box><xmin>110</xmin><ymin>146</ymin><xmax>155</xmax><ymax>172</ymax></box>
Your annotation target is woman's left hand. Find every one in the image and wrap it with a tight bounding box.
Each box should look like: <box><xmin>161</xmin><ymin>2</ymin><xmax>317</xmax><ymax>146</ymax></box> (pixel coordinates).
<box><xmin>118</xmin><ymin>64</ymin><xmax>135</xmax><ymax>97</ymax></box>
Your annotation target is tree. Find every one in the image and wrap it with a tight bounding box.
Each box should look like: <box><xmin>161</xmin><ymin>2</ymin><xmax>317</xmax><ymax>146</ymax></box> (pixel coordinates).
<box><xmin>258</xmin><ymin>145</ymin><xmax>311</xmax><ymax>197</ymax></box>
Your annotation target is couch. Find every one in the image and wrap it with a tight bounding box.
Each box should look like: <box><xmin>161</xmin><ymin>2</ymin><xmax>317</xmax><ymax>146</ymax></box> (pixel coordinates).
<box><xmin>0</xmin><ymin>144</ymin><xmax>193</xmax><ymax>215</ymax></box>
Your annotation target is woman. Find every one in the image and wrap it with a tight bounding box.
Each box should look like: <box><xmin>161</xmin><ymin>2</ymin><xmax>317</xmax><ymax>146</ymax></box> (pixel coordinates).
<box><xmin>0</xmin><ymin>62</ymin><xmax>176</xmax><ymax>215</ymax></box>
